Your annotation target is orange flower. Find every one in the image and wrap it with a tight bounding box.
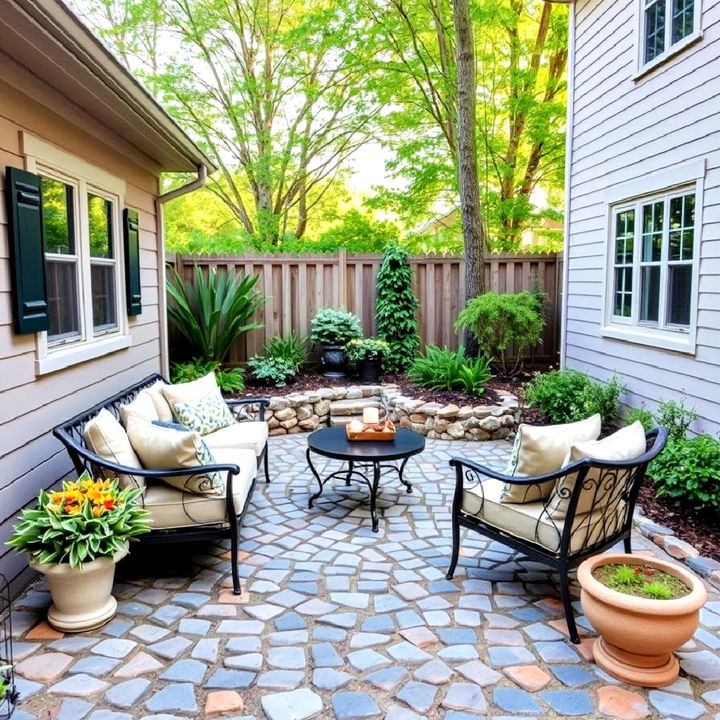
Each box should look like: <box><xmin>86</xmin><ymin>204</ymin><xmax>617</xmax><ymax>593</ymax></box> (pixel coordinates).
<box><xmin>92</xmin><ymin>506</ymin><xmax>105</xmax><ymax>517</ymax></box>
<box><xmin>103</xmin><ymin>499</ymin><xmax>115</xmax><ymax>510</ymax></box>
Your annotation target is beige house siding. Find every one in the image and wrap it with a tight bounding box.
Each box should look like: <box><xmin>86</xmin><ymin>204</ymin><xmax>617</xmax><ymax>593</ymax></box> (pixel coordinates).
<box><xmin>563</xmin><ymin>0</ymin><xmax>720</xmax><ymax>434</ymax></box>
<box><xmin>0</xmin><ymin>56</ymin><xmax>164</xmax><ymax>593</ymax></box>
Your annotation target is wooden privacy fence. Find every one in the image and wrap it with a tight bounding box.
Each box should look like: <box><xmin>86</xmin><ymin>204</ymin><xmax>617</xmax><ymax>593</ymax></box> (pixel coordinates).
<box><xmin>166</xmin><ymin>251</ymin><xmax>562</xmax><ymax>366</ymax></box>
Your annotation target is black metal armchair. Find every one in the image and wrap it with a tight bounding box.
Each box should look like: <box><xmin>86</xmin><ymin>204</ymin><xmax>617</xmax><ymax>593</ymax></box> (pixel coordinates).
<box><xmin>447</xmin><ymin>427</ymin><xmax>669</xmax><ymax>643</ymax></box>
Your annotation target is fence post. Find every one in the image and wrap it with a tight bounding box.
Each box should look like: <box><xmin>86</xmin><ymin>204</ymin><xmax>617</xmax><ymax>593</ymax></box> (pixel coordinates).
<box><xmin>338</xmin><ymin>249</ymin><xmax>347</xmax><ymax>307</ymax></box>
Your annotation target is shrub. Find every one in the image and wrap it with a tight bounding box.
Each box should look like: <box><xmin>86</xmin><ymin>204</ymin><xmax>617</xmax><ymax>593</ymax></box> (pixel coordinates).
<box><xmin>346</xmin><ymin>338</ymin><xmax>390</xmax><ymax>363</ymax></box>
<box><xmin>248</xmin><ymin>356</ymin><xmax>296</xmax><ymax>387</ymax></box>
<box><xmin>524</xmin><ymin>369</ymin><xmax>626</xmax><ymax>425</ymax></box>
<box><xmin>310</xmin><ymin>308</ymin><xmax>362</xmax><ymax>346</ymax></box>
<box><xmin>408</xmin><ymin>346</ymin><xmax>493</xmax><ymax>396</ymax></box>
<box><xmin>167</xmin><ymin>265</ymin><xmax>265</xmax><ymax>363</ymax></box>
<box><xmin>627</xmin><ymin>398</ymin><xmax>697</xmax><ymax>443</ymax></box>
<box><xmin>455</xmin><ymin>291</ymin><xmax>545</xmax><ymax>375</ymax></box>
<box><xmin>375</xmin><ymin>246</ymin><xmax>420</xmax><ymax>373</ymax></box>
<box><xmin>648</xmin><ymin>434</ymin><xmax>720</xmax><ymax>516</ymax></box>
<box><xmin>264</xmin><ymin>333</ymin><xmax>308</xmax><ymax>372</ymax></box>
<box><xmin>170</xmin><ymin>359</ymin><xmax>245</xmax><ymax>393</ymax></box>
<box><xmin>8</xmin><ymin>473</ymin><xmax>150</xmax><ymax>568</ymax></box>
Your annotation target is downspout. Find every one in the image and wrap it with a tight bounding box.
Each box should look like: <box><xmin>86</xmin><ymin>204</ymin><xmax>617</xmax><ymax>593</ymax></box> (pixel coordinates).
<box><xmin>155</xmin><ymin>164</ymin><xmax>208</xmax><ymax>376</ymax></box>
<box><xmin>559</xmin><ymin>0</ymin><xmax>576</xmax><ymax>369</ymax></box>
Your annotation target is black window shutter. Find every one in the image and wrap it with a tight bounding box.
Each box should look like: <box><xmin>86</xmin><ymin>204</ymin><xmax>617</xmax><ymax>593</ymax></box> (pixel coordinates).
<box><xmin>123</xmin><ymin>208</ymin><xmax>142</xmax><ymax>316</ymax></box>
<box><xmin>5</xmin><ymin>166</ymin><xmax>49</xmax><ymax>334</ymax></box>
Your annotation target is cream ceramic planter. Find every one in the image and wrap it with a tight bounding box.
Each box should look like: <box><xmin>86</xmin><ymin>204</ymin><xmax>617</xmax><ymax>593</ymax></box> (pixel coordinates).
<box><xmin>578</xmin><ymin>553</ymin><xmax>707</xmax><ymax>687</ymax></box>
<box><xmin>31</xmin><ymin>546</ymin><xmax>128</xmax><ymax>633</ymax></box>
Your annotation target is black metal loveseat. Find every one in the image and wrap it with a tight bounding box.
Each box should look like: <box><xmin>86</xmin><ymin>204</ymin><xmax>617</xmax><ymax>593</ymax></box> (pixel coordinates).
<box><xmin>53</xmin><ymin>373</ymin><xmax>270</xmax><ymax>594</ymax></box>
<box><xmin>446</xmin><ymin>427</ymin><xmax>669</xmax><ymax>643</ymax></box>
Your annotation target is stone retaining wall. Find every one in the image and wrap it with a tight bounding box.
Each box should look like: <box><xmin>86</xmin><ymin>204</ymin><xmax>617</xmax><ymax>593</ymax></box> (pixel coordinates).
<box><xmin>262</xmin><ymin>384</ymin><xmax>520</xmax><ymax>441</ymax></box>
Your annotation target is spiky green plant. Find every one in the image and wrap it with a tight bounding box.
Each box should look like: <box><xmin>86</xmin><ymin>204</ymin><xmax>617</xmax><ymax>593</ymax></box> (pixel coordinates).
<box><xmin>167</xmin><ymin>265</ymin><xmax>266</xmax><ymax>363</ymax></box>
<box><xmin>408</xmin><ymin>346</ymin><xmax>493</xmax><ymax>396</ymax></box>
<box><xmin>264</xmin><ymin>333</ymin><xmax>308</xmax><ymax>372</ymax></box>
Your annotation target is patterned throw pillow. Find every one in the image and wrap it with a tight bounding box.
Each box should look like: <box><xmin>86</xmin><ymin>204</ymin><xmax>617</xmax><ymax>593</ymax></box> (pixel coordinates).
<box><xmin>173</xmin><ymin>393</ymin><xmax>235</xmax><ymax>435</ymax></box>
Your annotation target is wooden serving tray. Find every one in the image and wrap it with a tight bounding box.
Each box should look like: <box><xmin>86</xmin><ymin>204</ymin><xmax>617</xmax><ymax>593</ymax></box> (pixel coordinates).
<box><xmin>346</xmin><ymin>420</ymin><xmax>397</xmax><ymax>441</ymax></box>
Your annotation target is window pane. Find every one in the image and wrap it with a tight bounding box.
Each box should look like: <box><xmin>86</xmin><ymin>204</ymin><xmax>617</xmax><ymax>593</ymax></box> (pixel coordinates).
<box><xmin>614</xmin><ymin>268</ymin><xmax>633</xmax><ymax>317</ymax></box>
<box><xmin>88</xmin><ymin>194</ymin><xmax>113</xmax><ymax>258</ymax></box>
<box><xmin>615</xmin><ymin>210</ymin><xmax>635</xmax><ymax>263</ymax></box>
<box><xmin>46</xmin><ymin>259</ymin><xmax>80</xmax><ymax>340</ymax></box>
<box><xmin>642</xmin><ymin>202</ymin><xmax>663</xmax><ymax>261</ymax></box>
<box><xmin>645</xmin><ymin>0</ymin><xmax>666</xmax><ymax>62</ymax></box>
<box><xmin>91</xmin><ymin>263</ymin><xmax>117</xmax><ymax>330</ymax></box>
<box><xmin>640</xmin><ymin>265</ymin><xmax>660</xmax><ymax>323</ymax></box>
<box><xmin>669</xmin><ymin>194</ymin><xmax>695</xmax><ymax>261</ymax></box>
<box><xmin>667</xmin><ymin>264</ymin><xmax>692</xmax><ymax>326</ymax></box>
<box><xmin>41</xmin><ymin>177</ymin><xmax>74</xmax><ymax>254</ymax></box>
<box><xmin>672</xmin><ymin>0</ymin><xmax>694</xmax><ymax>42</ymax></box>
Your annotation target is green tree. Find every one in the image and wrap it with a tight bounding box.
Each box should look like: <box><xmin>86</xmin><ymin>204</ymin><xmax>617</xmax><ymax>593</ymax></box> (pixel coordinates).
<box><xmin>73</xmin><ymin>0</ymin><xmax>381</xmax><ymax>247</ymax></box>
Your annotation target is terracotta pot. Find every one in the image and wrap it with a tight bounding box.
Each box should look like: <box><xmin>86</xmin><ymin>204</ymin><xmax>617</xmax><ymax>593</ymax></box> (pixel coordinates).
<box><xmin>578</xmin><ymin>553</ymin><xmax>707</xmax><ymax>687</ymax></box>
<box><xmin>31</xmin><ymin>546</ymin><xmax>128</xmax><ymax>633</ymax></box>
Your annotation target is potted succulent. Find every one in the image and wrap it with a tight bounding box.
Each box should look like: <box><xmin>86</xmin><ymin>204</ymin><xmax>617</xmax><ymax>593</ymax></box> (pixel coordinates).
<box><xmin>577</xmin><ymin>552</ymin><xmax>707</xmax><ymax>687</ymax></box>
<box><xmin>310</xmin><ymin>308</ymin><xmax>362</xmax><ymax>378</ymax></box>
<box><xmin>8</xmin><ymin>473</ymin><xmax>150</xmax><ymax>632</ymax></box>
<box><xmin>346</xmin><ymin>338</ymin><xmax>390</xmax><ymax>383</ymax></box>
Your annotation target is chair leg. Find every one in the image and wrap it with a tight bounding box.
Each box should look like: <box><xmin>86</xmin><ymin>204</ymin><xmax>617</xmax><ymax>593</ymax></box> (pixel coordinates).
<box><xmin>624</xmin><ymin>536</ymin><xmax>632</xmax><ymax>553</ymax></box>
<box><xmin>229</xmin><ymin>516</ymin><xmax>241</xmax><ymax>595</ymax></box>
<box><xmin>263</xmin><ymin>444</ymin><xmax>270</xmax><ymax>483</ymax></box>
<box><xmin>446</xmin><ymin>514</ymin><xmax>460</xmax><ymax>580</ymax></box>
<box><xmin>560</xmin><ymin>567</ymin><xmax>580</xmax><ymax>644</ymax></box>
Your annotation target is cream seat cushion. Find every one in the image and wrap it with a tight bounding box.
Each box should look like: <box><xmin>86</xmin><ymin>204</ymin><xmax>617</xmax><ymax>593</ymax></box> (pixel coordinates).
<box><xmin>120</xmin><ymin>392</ymin><xmax>160</xmax><ymax>427</ymax></box>
<box><xmin>204</xmin><ymin>421</ymin><xmax>269</xmax><ymax>456</ymax></box>
<box><xmin>546</xmin><ymin>421</ymin><xmax>647</xmax><ymax>520</ymax></box>
<box><xmin>161</xmin><ymin>372</ymin><xmax>220</xmax><ymax>411</ymax></box>
<box><xmin>83</xmin><ymin>409</ymin><xmax>145</xmax><ymax>490</ymax></box>
<box><xmin>463</xmin><ymin>478</ymin><xmax>625</xmax><ymax>554</ymax></box>
<box><xmin>126</xmin><ymin>418</ymin><xmax>223</xmax><ymax>495</ymax></box>
<box><xmin>501</xmin><ymin>414</ymin><xmax>602</xmax><ymax>503</ymax></box>
<box><xmin>142</xmin><ymin>448</ymin><xmax>257</xmax><ymax>529</ymax></box>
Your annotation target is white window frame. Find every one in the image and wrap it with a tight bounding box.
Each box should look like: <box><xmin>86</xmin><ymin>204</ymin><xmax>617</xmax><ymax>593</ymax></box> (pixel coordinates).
<box><xmin>634</xmin><ymin>0</ymin><xmax>702</xmax><ymax>78</ymax></box>
<box><xmin>602</xmin><ymin>160</ymin><xmax>704</xmax><ymax>354</ymax></box>
<box><xmin>22</xmin><ymin>133</ymin><xmax>131</xmax><ymax>375</ymax></box>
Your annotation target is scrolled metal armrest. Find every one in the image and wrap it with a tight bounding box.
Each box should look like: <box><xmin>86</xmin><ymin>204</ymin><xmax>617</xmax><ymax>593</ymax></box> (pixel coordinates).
<box><xmin>449</xmin><ymin>456</ymin><xmax>589</xmax><ymax>488</ymax></box>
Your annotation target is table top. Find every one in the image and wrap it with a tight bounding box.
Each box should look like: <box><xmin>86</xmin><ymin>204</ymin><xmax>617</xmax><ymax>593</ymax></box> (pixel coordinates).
<box><xmin>307</xmin><ymin>426</ymin><xmax>425</xmax><ymax>462</ymax></box>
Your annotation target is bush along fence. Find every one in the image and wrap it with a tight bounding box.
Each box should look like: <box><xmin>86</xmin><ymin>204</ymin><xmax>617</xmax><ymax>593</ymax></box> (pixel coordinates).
<box><xmin>166</xmin><ymin>251</ymin><xmax>561</xmax><ymax>366</ymax></box>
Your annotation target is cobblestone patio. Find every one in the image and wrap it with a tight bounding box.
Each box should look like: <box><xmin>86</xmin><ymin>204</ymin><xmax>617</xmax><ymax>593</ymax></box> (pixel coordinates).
<box><xmin>10</xmin><ymin>434</ymin><xmax>720</xmax><ymax>720</ymax></box>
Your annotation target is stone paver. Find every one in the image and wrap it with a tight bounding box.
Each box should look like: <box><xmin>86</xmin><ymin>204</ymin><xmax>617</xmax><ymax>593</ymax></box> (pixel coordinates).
<box><xmin>10</xmin><ymin>434</ymin><xmax>720</xmax><ymax>720</ymax></box>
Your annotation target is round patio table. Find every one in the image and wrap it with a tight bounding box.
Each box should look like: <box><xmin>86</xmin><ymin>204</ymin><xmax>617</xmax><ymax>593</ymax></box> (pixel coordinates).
<box><xmin>306</xmin><ymin>426</ymin><xmax>426</xmax><ymax>532</ymax></box>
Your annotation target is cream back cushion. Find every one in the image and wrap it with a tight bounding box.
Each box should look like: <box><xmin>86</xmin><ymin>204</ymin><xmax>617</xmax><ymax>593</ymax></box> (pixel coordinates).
<box><xmin>120</xmin><ymin>391</ymin><xmax>159</xmax><ymax>427</ymax></box>
<box><xmin>501</xmin><ymin>414</ymin><xmax>602</xmax><ymax>503</ymax></box>
<box><xmin>126</xmin><ymin>418</ymin><xmax>223</xmax><ymax>495</ymax></box>
<box><xmin>144</xmin><ymin>380</ymin><xmax>174</xmax><ymax>422</ymax></box>
<box><xmin>84</xmin><ymin>409</ymin><xmax>145</xmax><ymax>490</ymax></box>
<box><xmin>161</xmin><ymin>372</ymin><xmax>220</xmax><ymax>414</ymax></box>
<box><xmin>546</xmin><ymin>421</ymin><xmax>647</xmax><ymax>520</ymax></box>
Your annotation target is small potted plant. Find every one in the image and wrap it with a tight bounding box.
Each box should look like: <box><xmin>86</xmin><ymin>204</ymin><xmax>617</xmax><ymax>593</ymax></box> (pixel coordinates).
<box><xmin>310</xmin><ymin>308</ymin><xmax>362</xmax><ymax>378</ymax></box>
<box><xmin>577</xmin><ymin>552</ymin><xmax>707</xmax><ymax>687</ymax></box>
<box><xmin>346</xmin><ymin>338</ymin><xmax>389</xmax><ymax>384</ymax></box>
<box><xmin>8</xmin><ymin>473</ymin><xmax>150</xmax><ymax>633</ymax></box>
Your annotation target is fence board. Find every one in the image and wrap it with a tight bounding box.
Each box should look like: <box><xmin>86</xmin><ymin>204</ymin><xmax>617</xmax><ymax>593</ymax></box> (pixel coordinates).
<box><xmin>166</xmin><ymin>252</ymin><xmax>561</xmax><ymax>365</ymax></box>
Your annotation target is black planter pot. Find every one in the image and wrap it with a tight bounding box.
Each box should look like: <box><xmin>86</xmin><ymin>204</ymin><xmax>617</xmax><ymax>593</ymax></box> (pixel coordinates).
<box><xmin>357</xmin><ymin>358</ymin><xmax>381</xmax><ymax>384</ymax></box>
<box><xmin>320</xmin><ymin>345</ymin><xmax>348</xmax><ymax>378</ymax></box>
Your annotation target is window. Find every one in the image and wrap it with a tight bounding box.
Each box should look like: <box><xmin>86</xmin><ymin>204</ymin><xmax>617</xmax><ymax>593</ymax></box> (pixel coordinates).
<box><xmin>641</xmin><ymin>0</ymin><xmax>699</xmax><ymax>67</ymax></box>
<box><xmin>606</xmin><ymin>185</ymin><xmax>698</xmax><ymax>350</ymax></box>
<box><xmin>23</xmin><ymin>133</ymin><xmax>130</xmax><ymax>374</ymax></box>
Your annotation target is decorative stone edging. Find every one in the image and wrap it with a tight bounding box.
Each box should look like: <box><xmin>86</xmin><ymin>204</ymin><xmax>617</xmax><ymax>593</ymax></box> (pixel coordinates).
<box><xmin>634</xmin><ymin>511</ymin><xmax>720</xmax><ymax>591</ymax></box>
<box><xmin>261</xmin><ymin>383</ymin><xmax>520</xmax><ymax>442</ymax></box>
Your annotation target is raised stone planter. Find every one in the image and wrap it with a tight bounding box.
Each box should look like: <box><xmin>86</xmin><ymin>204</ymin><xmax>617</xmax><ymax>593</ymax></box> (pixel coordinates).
<box><xmin>255</xmin><ymin>383</ymin><xmax>520</xmax><ymax>442</ymax></box>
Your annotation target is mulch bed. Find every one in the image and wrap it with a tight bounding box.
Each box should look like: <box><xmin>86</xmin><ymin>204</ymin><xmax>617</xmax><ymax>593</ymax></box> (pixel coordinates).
<box><xmin>637</xmin><ymin>480</ymin><xmax>720</xmax><ymax>561</ymax></box>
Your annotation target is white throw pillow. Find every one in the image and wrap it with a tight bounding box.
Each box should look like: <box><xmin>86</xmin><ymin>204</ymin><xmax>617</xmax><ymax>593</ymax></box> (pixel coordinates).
<box><xmin>546</xmin><ymin>421</ymin><xmax>647</xmax><ymax>520</ymax></box>
<box><xmin>501</xmin><ymin>414</ymin><xmax>602</xmax><ymax>503</ymax></box>
<box><xmin>161</xmin><ymin>372</ymin><xmax>220</xmax><ymax>411</ymax></box>
<box><xmin>126</xmin><ymin>418</ymin><xmax>223</xmax><ymax>495</ymax></box>
<box><xmin>144</xmin><ymin>380</ymin><xmax>174</xmax><ymax>422</ymax></box>
<box><xmin>119</xmin><ymin>391</ymin><xmax>159</xmax><ymax>427</ymax></box>
<box><xmin>83</xmin><ymin>409</ymin><xmax>145</xmax><ymax>490</ymax></box>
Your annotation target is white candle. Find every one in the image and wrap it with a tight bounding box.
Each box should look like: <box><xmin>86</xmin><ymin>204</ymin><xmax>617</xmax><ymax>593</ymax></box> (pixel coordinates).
<box><xmin>363</xmin><ymin>407</ymin><xmax>379</xmax><ymax>424</ymax></box>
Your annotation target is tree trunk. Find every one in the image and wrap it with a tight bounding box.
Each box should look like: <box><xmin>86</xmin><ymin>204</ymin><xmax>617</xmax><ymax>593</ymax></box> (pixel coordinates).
<box><xmin>452</xmin><ymin>0</ymin><xmax>486</xmax><ymax>355</ymax></box>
